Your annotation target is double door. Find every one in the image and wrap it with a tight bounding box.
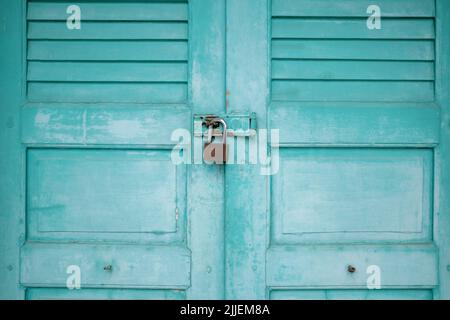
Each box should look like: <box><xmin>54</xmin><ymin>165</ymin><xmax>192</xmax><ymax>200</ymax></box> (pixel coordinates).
<box><xmin>1</xmin><ymin>0</ymin><xmax>450</xmax><ymax>300</ymax></box>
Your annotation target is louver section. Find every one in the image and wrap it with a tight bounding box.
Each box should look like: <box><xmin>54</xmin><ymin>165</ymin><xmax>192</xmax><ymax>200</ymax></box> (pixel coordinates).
<box><xmin>271</xmin><ymin>0</ymin><xmax>436</xmax><ymax>102</ymax></box>
<box><xmin>27</xmin><ymin>0</ymin><xmax>188</xmax><ymax>103</ymax></box>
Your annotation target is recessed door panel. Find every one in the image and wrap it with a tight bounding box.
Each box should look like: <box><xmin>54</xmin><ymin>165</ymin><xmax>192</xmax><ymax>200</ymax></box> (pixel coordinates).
<box><xmin>272</xmin><ymin>148</ymin><xmax>433</xmax><ymax>243</ymax></box>
<box><xmin>27</xmin><ymin>149</ymin><xmax>186</xmax><ymax>243</ymax></box>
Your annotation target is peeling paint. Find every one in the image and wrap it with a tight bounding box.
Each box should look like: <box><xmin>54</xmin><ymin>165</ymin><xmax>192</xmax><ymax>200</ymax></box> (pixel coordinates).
<box><xmin>34</xmin><ymin>111</ymin><xmax>51</xmax><ymax>126</ymax></box>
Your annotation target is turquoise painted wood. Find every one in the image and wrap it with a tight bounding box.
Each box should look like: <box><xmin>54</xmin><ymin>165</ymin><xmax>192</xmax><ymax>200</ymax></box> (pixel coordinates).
<box><xmin>435</xmin><ymin>0</ymin><xmax>450</xmax><ymax>300</ymax></box>
<box><xmin>271</xmin><ymin>289</ymin><xmax>434</xmax><ymax>300</ymax></box>
<box><xmin>27</xmin><ymin>149</ymin><xmax>186</xmax><ymax>242</ymax></box>
<box><xmin>28</xmin><ymin>22</ymin><xmax>188</xmax><ymax>39</ymax></box>
<box><xmin>0</xmin><ymin>0</ymin><xmax>26</xmax><ymax>300</ymax></box>
<box><xmin>1</xmin><ymin>0</ymin><xmax>450</xmax><ymax>300</ymax></box>
<box><xmin>272</xmin><ymin>148</ymin><xmax>433</xmax><ymax>243</ymax></box>
<box><xmin>266</xmin><ymin>0</ymin><xmax>447</xmax><ymax>300</ymax></box>
<box><xmin>271</xmin><ymin>0</ymin><xmax>436</xmax><ymax>17</ymax></box>
<box><xmin>27</xmin><ymin>2</ymin><xmax>188</xmax><ymax>21</ymax></box>
<box><xmin>225</xmin><ymin>0</ymin><xmax>267</xmax><ymax>299</ymax></box>
<box><xmin>26</xmin><ymin>288</ymin><xmax>186</xmax><ymax>300</ymax></box>
<box><xmin>2</xmin><ymin>0</ymin><xmax>225</xmax><ymax>300</ymax></box>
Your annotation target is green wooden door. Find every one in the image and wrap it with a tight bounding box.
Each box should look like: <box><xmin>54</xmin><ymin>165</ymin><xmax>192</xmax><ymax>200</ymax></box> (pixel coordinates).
<box><xmin>1</xmin><ymin>0</ymin><xmax>450</xmax><ymax>300</ymax></box>
<box><xmin>224</xmin><ymin>0</ymin><xmax>450</xmax><ymax>300</ymax></box>
<box><xmin>1</xmin><ymin>0</ymin><xmax>227</xmax><ymax>300</ymax></box>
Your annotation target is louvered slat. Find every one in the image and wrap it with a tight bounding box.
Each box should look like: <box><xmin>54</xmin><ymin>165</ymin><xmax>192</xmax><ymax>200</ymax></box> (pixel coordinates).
<box><xmin>272</xmin><ymin>0</ymin><xmax>435</xmax><ymax>18</ymax></box>
<box><xmin>28</xmin><ymin>83</ymin><xmax>187</xmax><ymax>103</ymax></box>
<box><xmin>272</xmin><ymin>60</ymin><xmax>434</xmax><ymax>81</ymax></box>
<box><xmin>272</xmin><ymin>18</ymin><xmax>435</xmax><ymax>39</ymax></box>
<box><xmin>272</xmin><ymin>81</ymin><xmax>434</xmax><ymax>102</ymax></box>
<box><xmin>28</xmin><ymin>62</ymin><xmax>188</xmax><ymax>82</ymax></box>
<box><xmin>28</xmin><ymin>40</ymin><xmax>188</xmax><ymax>61</ymax></box>
<box><xmin>27</xmin><ymin>1</ymin><xmax>189</xmax><ymax>103</ymax></box>
<box><xmin>28</xmin><ymin>21</ymin><xmax>188</xmax><ymax>40</ymax></box>
<box><xmin>272</xmin><ymin>40</ymin><xmax>435</xmax><ymax>61</ymax></box>
<box><xmin>28</xmin><ymin>2</ymin><xmax>188</xmax><ymax>21</ymax></box>
<box><xmin>271</xmin><ymin>0</ymin><xmax>436</xmax><ymax>102</ymax></box>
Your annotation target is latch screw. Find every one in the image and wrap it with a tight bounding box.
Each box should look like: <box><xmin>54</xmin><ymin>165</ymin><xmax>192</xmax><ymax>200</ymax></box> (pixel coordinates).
<box><xmin>347</xmin><ymin>265</ymin><xmax>356</xmax><ymax>273</ymax></box>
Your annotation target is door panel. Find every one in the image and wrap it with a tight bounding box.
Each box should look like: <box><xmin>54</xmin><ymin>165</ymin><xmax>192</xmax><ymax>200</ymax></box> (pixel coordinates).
<box><xmin>22</xmin><ymin>105</ymin><xmax>190</xmax><ymax>145</ymax></box>
<box><xmin>27</xmin><ymin>149</ymin><xmax>186</xmax><ymax>243</ymax></box>
<box><xmin>26</xmin><ymin>1</ymin><xmax>188</xmax><ymax>104</ymax></box>
<box><xmin>270</xmin><ymin>103</ymin><xmax>440</xmax><ymax>145</ymax></box>
<box><xmin>267</xmin><ymin>0</ymin><xmax>441</xmax><ymax>299</ymax></box>
<box><xmin>272</xmin><ymin>148</ymin><xmax>433</xmax><ymax>243</ymax></box>
<box><xmin>21</xmin><ymin>243</ymin><xmax>190</xmax><ymax>288</ymax></box>
<box><xmin>271</xmin><ymin>1</ymin><xmax>435</xmax><ymax>103</ymax></box>
<box><xmin>267</xmin><ymin>245</ymin><xmax>437</xmax><ymax>288</ymax></box>
<box><xmin>19</xmin><ymin>0</ymin><xmax>200</xmax><ymax>299</ymax></box>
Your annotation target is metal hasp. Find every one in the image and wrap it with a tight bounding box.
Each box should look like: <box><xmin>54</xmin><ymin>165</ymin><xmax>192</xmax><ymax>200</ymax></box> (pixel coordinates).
<box><xmin>194</xmin><ymin>113</ymin><xmax>257</xmax><ymax>165</ymax></box>
<box><xmin>193</xmin><ymin>112</ymin><xmax>257</xmax><ymax>138</ymax></box>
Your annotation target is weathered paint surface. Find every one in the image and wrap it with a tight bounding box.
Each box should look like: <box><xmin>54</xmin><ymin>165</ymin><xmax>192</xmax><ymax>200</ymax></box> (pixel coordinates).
<box><xmin>266</xmin><ymin>0</ymin><xmax>447</xmax><ymax>300</ymax></box>
<box><xmin>0</xmin><ymin>0</ymin><xmax>450</xmax><ymax>300</ymax></box>
<box><xmin>0</xmin><ymin>0</ymin><xmax>25</xmax><ymax>300</ymax></box>
<box><xmin>435</xmin><ymin>0</ymin><xmax>450</xmax><ymax>300</ymax></box>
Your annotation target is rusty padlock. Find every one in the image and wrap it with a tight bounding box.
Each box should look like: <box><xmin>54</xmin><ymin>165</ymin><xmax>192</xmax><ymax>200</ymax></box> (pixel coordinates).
<box><xmin>203</xmin><ymin>118</ymin><xmax>228</xmax><ymax>165</ymax></box>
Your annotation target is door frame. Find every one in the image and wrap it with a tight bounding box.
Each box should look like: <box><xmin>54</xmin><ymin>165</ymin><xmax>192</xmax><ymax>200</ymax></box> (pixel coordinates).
<box><xmin>435</xmin><ymin>0</ymin><xmax>450</xmax><ymax>300</ymax></box>
<box><xmin>0</xmin><ymin>0</ymin><xmax>27</xmax><ymax>300</ymax></box>
<box><xmin>188</xmin><ymin>0</ymin><xmax>226</xmax><ymax>299</ymax></box>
